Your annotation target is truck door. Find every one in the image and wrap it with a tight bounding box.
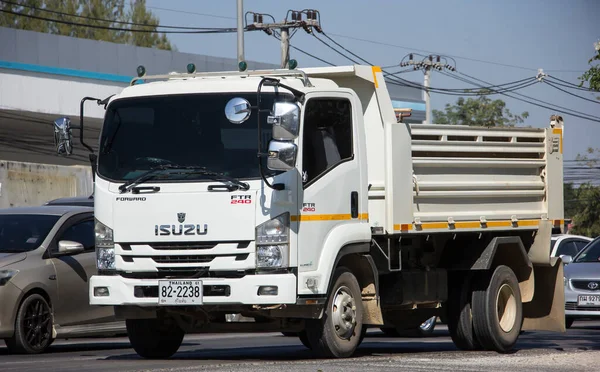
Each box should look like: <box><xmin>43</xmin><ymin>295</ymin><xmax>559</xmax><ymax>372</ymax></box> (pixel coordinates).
<box><xmin>296</xmin><ymin>93</ymin><xmax>367</xmax><ymax>290</ymax></box>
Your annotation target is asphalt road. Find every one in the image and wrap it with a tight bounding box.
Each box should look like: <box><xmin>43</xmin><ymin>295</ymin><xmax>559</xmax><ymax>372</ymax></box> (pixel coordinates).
<box><xmin>1</xmin><ymin>321</ymin><xmax>599</xmax><ymax>372</ymax></box>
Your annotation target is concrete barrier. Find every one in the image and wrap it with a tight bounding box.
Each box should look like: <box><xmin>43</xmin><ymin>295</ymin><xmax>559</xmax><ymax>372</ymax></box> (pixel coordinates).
<box><xmin>0</xmin><ymin>160</ymin><xmax>92</xmax><ymax>208</ymax></box>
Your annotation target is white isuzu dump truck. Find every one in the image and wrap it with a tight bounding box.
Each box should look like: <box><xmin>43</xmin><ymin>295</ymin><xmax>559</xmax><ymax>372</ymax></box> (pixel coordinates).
<box><xmin>52</xmin><ymin>64</ymin><xmax>566</xmax><ymax>359</ymax></box>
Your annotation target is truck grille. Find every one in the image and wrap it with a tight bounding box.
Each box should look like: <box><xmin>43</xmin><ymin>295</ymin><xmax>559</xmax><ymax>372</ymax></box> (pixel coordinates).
<box><xmin>565</xmin><ymin>302</ymin><xmax>600</xmax><ymax>311</ymax></box>
<box><xmin>571</xmin><ymin>280</ymin><xmax>600</xmax><ymax>291</ymax></box>
<box><xmin>144</xmin><ymin>241</ymin><xmax>250</xmax><ymax>250</ymax></box>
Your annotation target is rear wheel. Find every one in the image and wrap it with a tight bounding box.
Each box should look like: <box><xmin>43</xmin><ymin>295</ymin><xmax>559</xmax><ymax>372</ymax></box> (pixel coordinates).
<box><xmin>446</xmin><ymin>273</ymin><xmax>481</xmax><ymax>350</ymax></box>
<box><xmin>305</xmin><ymin>268</ymin><xmax>364</xmax><ymax>358</ymax></box>
<box><xmin>126</xmin><ymin>318</ymin><xmax>184</xmax><ymax>359</ymax></box>
<box><xmin>5</xmin><ymin>294</ymin><xmax>53</xmax><ymax>354</ymax></box>
<box><xmin>472</xmin><ymin>265</ymin><xmax>523</xmax><ymax>353</ymax></box>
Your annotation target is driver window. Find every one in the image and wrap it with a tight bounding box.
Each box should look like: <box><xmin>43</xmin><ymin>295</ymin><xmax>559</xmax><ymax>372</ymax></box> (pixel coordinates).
<box><xmin>59</xmin><ymin>220</ymin><xmax>95</xmax><ymax>252</ymax></box>
<box><xmin>302</xmin><ymin>98</ymin><xmax>353</xmax><ymax>186</ymax></box>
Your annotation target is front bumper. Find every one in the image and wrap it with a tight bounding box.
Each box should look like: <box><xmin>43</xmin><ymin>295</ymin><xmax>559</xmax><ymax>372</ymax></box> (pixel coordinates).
<box><xmin>564</xmin><ymin>283</ymin><xmax>600</xmax><ymax>318</ymax></box>
<box><xmin>90</xmin><ymin>274</ymin><xmax>297</xmax><ymax>306</ymax></box>
<box><xmin>0</xmin><ymin>282</ymin><xmax>22</xmax><ymax>338</ymax></box>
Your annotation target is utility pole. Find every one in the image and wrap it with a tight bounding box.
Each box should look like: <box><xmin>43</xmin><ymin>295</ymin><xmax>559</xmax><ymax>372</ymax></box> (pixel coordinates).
<box><xmin>236</xmin><ymin>0</ymin><xmax>244</xmax><ymax>64</ymax></box>
<box><xmin>401</xmin><ymin>54</ymin><xmax>456</xmax><ymax>124</ymax></box>
<box><xmin>246</xmin><ymin>9</ymin><xmax>322</xmax><ymax>69</ymax></box>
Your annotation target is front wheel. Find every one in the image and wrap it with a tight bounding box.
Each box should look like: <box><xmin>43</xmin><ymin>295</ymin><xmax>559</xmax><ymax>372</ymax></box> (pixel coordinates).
<box><xmin>126</xmin><ymin>318</ymin><xmax>184</xmax><ymax>359</ymax></box>
<box><xmin>472</xmin><ymin>265</ymin><xmax>523</xmax><ymax>353</ymax></box>
<box><xmin>305</xmin><ymin>268</ymin><xmax>364</xmax><ymax>358</ymax></box>
<box><xmin>5</xmin><ymin>294</ymin><xmax>54</xmax><ymax>354</ymax></box>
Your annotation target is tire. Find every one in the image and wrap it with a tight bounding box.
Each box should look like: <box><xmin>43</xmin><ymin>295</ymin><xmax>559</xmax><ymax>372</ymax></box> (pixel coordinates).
<box><xmin>126</xmin><ymin>318</ymin><xmax>184</xmax><ymax>359</ymax></box>
<box><xmin>472</xmin><ymin>265</ymin><xmax>523</xmax><ymax>353</ymax></box>
<box><xmin>5</xmin><ymin>293</ymin><xmax>53</xmax><ymax>354</ymax></box>
<box><xmin>565</xmin><ymin>317</ymin><xmax>575</xmax><ymax>329</ymax></box>
<box><xmin>305</xmin><ymin>267</ymin><xmax>364</xmax><ymax>358</ymax></box>
<box><xmin>298</xmin><ymin>330</ymin><xmax>311</xmax><ymax>349</ymax></box>
<box><xmin>446</xmin><ymin>273</ymin><xmax>481</xmax><ymax>350</ymax></box>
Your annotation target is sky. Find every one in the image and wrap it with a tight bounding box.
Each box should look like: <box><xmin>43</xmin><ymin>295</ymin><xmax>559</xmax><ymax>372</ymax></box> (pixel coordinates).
<box><xmin>144</xmin><ymin>0</ymin><xmax>600</xmax><ymax>162</ymax></box>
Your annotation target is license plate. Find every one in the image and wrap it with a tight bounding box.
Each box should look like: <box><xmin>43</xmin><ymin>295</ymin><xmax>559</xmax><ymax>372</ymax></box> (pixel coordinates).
<box><xmin>158</xmin><ymin>280</ymin><xmax>203</xmax><ymax>305</ymax></box>
<box><xmin>577</xmin><ymin>295</ymin><xmax>600</xmax><ymax>306</ymax></box>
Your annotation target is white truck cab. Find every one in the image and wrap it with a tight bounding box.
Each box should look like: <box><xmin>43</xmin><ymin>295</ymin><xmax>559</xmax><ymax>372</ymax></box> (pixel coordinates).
<box><xmin>52</xmin><ymin>65</ymin><xmax>566</xmax><ymax>359</ymax></box>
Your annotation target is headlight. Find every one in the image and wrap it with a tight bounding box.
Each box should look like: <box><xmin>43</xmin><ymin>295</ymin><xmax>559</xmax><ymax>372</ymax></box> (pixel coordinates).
<box><xmin>0</xmin><ymin>269</ymin><xmax>18</xmax><ymax>286</ymax></box>
<box><xmin>256</xmin><ymin>213</ymin><xmax>290</xmax><ymax>269</ymax></box>
<box><xmin>95</xmin><ymin>219</ymin><xmax>115</xmax><ymax>270</ymax></box>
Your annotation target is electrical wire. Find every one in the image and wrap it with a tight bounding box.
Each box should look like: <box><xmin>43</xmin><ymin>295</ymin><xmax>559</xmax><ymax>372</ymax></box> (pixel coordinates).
<box><xmin>547</xmin><ymin>75</ymin><xmax>598</xmax><ymax>92</ymax></box>
<box><xmin>273</xmin><ymin>34</ymin><xmax>335</xmax><ymax>67</ymax></box>
<box><xmin>0</xmin><ymin>9</ymin><xmax>237</xmax><ymax>34</ymax></box>
<box><xmin>545</xmin><ymin>81</ymin><xmax>600</xmax><ymax>104</ymax></box>
<box><xmin>0</xmin><ymin>0</ymin><xmax>231</xmax><ymax>30</ymax></box>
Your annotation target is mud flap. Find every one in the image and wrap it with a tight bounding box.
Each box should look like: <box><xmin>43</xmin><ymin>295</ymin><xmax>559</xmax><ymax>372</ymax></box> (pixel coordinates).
<box><xmin>522</xmin><ymin>262</ymin><xmax>565</xmax><ymax>332</ymax></box>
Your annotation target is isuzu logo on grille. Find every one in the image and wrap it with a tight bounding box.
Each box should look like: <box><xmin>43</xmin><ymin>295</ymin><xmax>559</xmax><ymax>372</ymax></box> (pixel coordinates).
<box><xmin>154</xmin><ymin>213</ymin><xmax>207</xmax><ymax>236</ymax></box>
<box><xmin>177</xmin><ymin>213</ymin><xmax>186</xmax><ymax>223</ymax></box>
<box><xmin>588</xmin><ymin>282</ymin><xmax>599</xmax><ymax>290</ymax></box>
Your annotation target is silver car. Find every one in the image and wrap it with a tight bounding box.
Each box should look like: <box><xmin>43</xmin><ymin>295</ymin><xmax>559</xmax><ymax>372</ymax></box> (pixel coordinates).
<box><xmin>562</xmin><ymin>237</ymin><xmax>600</xmax><ymax>328</ymax></box>
<box><xmin>0</xmin><ymin>206</ymin><xmax>123</xmax><ymax>354</ymax></box>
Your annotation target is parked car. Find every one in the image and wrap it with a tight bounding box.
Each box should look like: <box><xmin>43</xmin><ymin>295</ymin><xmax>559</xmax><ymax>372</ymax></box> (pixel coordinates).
<box><xmin>550</xmin><ymin>234</ymin><xmax>592</xmax><ymax>258</ymax></box>
<box><xmin>0</xmin><ymin>206</ymin><xmax>123</xmax><ymax>354</ymax></box>
<box><xmin>43</xmin><ymin>195</ymin><xmax>94</xmax><ymax>207</ymax></box>
<box><xmin>561</xmin><ymin>237</ymin><xmax>600</xmax><ymax>328</ymax></box>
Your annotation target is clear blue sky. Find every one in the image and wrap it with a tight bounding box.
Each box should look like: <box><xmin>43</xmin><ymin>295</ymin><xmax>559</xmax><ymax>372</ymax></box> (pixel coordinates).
<box><xmin>145</xmin><ymin>0</ymin><xmax>600</xmax><ymax>161</ymax></box>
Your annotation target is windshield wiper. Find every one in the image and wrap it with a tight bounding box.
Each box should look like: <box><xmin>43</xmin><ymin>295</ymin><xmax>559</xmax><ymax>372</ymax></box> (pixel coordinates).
<box><xmin>118</xmin><ymin>165</ymin><xmax>250</xmax><ymax>194</ymax></box>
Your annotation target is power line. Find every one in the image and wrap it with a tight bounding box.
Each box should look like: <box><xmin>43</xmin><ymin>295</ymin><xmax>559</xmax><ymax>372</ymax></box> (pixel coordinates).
<box><xmin>273</xmin><ymin>34</ymin><xmax>335</xmax><ymax>67</ymax></box>
<box><xmin>545</xmin><ymin>81</ymin><xmax>600</xmax><ymax>104</ymax></box>
<box><xmin>0</xmin><ymin>0</ymin><xmax>230</xmax><ymax>30</ymax></box>
<box><xmin>146</xmin><ymin>5</ymin><xmax>236</xmax><ymax>21</ymax></box>
<box><xmin>547</xmin><ymin>76</ymin><xmax>598</xmax><ymax>92</ymax></box>
<box><xmin>0</xmin><ymin>9</ymin><xmax>237</xmax><ymax>34</ymax></box>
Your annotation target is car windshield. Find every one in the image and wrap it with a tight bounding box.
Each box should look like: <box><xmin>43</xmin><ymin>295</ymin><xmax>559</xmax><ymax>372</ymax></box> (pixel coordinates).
<box><xmin>0</xmin><ymin>215</ymin><xmax>60</xmax><ymax>253</ymax></box>
<box><xmin>97</xmin><ymin>92</ymin><xmax>291</xmax><ymax>182</ymax></box>
<box><xmin>574</xmin><ymin>238</ymin><xmax>600</xmax><ymax>263</ymax></box>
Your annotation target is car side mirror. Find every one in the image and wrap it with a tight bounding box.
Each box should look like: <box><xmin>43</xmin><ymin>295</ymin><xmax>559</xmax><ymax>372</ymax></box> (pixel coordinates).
<box><xmin>267</xmin><ymin>140</ymin><xmax>297</xmax><ymax>171</ymax></box>
<box><xmin>53</xmin><ymin>117</ymin><xmax>74</xmax><ymax>156</ymax></box>
<box><xmin>560</xmin><ymin>254</ymin><xmax>573</xmax><ymax>265</ymax></box>
<box><xmin>58</xmin><ymin>240</ymin><xmax>85</xmax><ymax>255</ymax></box>
<box><xmin>267</xmin><ymin>102</ymin><xmax>300</xmax><ymax>140</ymax></box>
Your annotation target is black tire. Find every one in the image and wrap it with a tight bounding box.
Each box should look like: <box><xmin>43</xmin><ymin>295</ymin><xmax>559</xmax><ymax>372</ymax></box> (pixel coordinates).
<box><xmin>305</xmin><ymin>267</ymin><xmax>364</xmax><ymax>358</ymax></box>
<box><xmin>565</xmin><ymin>317</ymin><xmax>575</xmax><ymax>329</ymax></box>
<box><xmin>126</xmin><ymin>318</ymin><xmax>184</xmax><ymax>359</ymax></box>
<box><xmin>5</xmin><ymin>293</ymin><xmax>53</xmax><ymax>354</ymax></box>
<box><xmin>298</xmin><ymin>330</ymin><xmax>311</xmax><ymax>349</ymax></box>
<box><xmin>472</xmin><ymin>265</ymin><xmax>523</xmax><ymax>353</ymax></box>
<box><xmin>447</xmin><ymin>273</ymin><xmax>481</xmax><ymax>350</ymax></box>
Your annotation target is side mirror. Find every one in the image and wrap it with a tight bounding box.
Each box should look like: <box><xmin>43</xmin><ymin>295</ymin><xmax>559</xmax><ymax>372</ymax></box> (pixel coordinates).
<box><xmin>57</xmin><ymin>240</ymin><xmax>85</xmax><ymax>255</ymax></box>
<box><xmin>267</xmin><ymin>102</ymin><xmax>300</xmax><ymax>140</ymax></box>
<box><xmin>53</xmin><ymin>117</ymin><xmax>74</xmax><ymax>156</ymax></box>
<box><xmin>267</xmin><ymin>140</ymin><xmax>297</xmax><ymax>171</ymax></box>
<box><xmin>560</xmin><ymin>255</ymin><xmax>573</xmax><ymax>265</ymax></box>
<box><xmin>225</xmin><ymin>97</ymin><xmax>251</xmax><ymax>124</ymax></box>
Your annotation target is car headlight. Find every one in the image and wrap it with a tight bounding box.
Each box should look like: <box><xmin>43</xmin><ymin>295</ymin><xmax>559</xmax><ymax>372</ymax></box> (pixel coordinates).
<box><xmin>95</xmin><ymin>219</ymin><xmax>115</xmax><ymax>271</ymax></box>
<box><xmin>0</xmin><ymin>269</ymin><xmax>18</xmax><ymax>286</ymax></box>
<box><xmin>256</xmin><ymin>213</ymin><xmax>289</xmax><ymax>269</ymax></box>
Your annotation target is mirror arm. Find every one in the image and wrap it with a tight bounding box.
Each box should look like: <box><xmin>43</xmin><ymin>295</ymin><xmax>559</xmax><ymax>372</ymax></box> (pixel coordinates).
<box><xmin>257</xmin><ymin>78</ymin><xmax>285</xmax><ymax>191</ymax></box>
<box><xmin>78</xmin><ymin>97</ymin><xmax>102</xmax><ymax>154</ymax></box>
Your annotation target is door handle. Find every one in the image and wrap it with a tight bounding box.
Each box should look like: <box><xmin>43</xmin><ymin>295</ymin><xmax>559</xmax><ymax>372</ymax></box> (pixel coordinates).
<box><xmin>49</xmin><ymin>275</ymin><xmax>56</xmax><ymax>281</ymax></box>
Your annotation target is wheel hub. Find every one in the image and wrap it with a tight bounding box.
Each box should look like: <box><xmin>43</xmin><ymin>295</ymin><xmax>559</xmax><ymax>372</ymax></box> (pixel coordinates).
<box><xmin>496</xmin><ymin>283</ymin><xmax>517</xmax><ymax>333</ymax></box>
<box><xmin>331</xmin><ymin>286</ymin><xmax>357</xmax><ymax>339</ymax></box>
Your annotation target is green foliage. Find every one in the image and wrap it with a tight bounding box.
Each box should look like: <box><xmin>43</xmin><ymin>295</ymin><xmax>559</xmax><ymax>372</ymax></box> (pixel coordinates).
<box><xmin>579</xmin><ymin>40</ymin><xmax>600</xmax><ymax>92</ymax></box>
<box><xmin>569</xmin><ymin>183</ymin><xmax>600</xmax><ymax>238</ymax></box>
<box><xmin>575</xmin><ymin>147</ymin><xmax>600</xmax><ymax>168</ymax></box>
<box><xmin>0</xmin><ymin>0</ymin><xmax>172</xmax><ymax>50</ymax></box>
<box><xmin>432</xmin><ymin>94</ymin><xmax>529</xmax><ymax>127</ymax></box>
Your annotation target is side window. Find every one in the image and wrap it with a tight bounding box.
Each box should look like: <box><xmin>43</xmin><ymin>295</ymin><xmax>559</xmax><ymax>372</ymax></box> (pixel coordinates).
<box><xmin>302</xmin><ymin>98</ymin><xmax>353</xmax><ymax>185</ymax></box>
<box><xmin>556</xmin><ymin>241</ymin><xmax>579</xmax><ymax>257</ymax></box>
<box><xmin>59</xmin><ymin>220</ymin><xmax>95</xmax><ymax>252</ymax></box>
<box><xmin>573</xmin><ymin>240</ymin><xmax>590</xmax><ymax>254</ymax></box>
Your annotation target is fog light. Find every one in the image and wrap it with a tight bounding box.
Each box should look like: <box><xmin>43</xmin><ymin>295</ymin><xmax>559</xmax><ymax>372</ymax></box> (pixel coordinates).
<box><xmin>258</xmin><ymin>286</ymin><xmax>278</xmax><ymax>296</ymax></box>
<box><xmin>94</xmin><ymin>287</ymin><xmax>110</xmax><ymax>297</ymax></box>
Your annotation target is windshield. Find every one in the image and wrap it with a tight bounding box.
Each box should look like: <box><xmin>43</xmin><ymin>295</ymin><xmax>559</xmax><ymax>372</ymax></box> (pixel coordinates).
<box><xmin>0</xmin><ymin>215</ymin><xmax>60</xmax><ymax>253</ymax></box>
<box><xmin>574</xmin><ymin>238</ymin><xmax>600</xmax><ymax>263</ymax></box>
<box><xmin>98</xmin><ymin>93</ymin><xmax>290</xmax><ymax>182</ymax></box>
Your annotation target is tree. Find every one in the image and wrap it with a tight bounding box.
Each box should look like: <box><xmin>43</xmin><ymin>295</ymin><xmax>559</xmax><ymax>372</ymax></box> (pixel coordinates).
<box><xmin>579</xmin><ymin>40</ymin><xmax>600</xmax><ymax>92</ymax></box>
<box><xmin>0</xmin><ymin>0</ymin><xmax>172</xmax><ymax>50</ymax></box>
<box><xmin>569</xmin><ymin>183</ymin><xmax>600</xmax><ymax>238</ymax></box>
<box><xmin>432</xmin><ymin>93</ymin><xmax>529</xmax><ymax>127</ymax></box>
